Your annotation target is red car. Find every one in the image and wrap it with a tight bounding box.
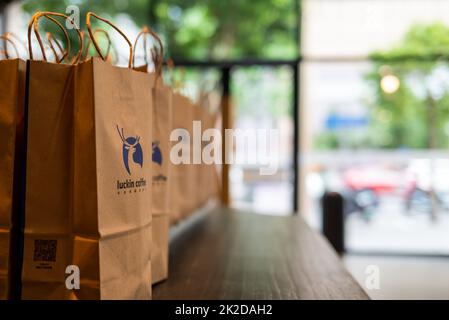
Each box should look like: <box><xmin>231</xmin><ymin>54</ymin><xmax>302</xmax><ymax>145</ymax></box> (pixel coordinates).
<box><xmin>343</xmin><ymin>165</ymin><xmax>400</xmax><ymax>194</ymax></box>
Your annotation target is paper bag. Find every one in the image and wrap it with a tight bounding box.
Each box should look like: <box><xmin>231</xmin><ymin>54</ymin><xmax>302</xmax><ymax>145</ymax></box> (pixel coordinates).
<box><xmin>133</xmin><ymin>27</ymin><xmax>171</xmax><ymax>284</ymax></box>
<box><xmin>70</xmin><ymin>13</ymin><xmax>153</xmax><ymax>299</ymax></box>
<box><xmin>20</xmin><ymin>12</ymin><xmax>83</xmax><ymax>300</ymax></box>
<box><xmin>0</xmin><ymin>58</ymin><xmax>26</xmax><ymax>300</ymax></box>
<box><xmin>170</xmin><ymin>93</ymin><xmax>195</xmax><ymax>223</ymax></box>
<box><xmin>150</xmin><ymin>82</ymin><xmax>171</xmax><ymax>284</ymax></box>
<box><xmin>205</xmin><ymin>109</ymin><xmax>222</xmax><ymax>201</ymax></box>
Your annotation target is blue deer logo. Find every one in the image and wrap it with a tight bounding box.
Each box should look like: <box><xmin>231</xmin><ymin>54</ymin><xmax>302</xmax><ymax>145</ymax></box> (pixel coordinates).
<box><xmin>152</xmin><ymin>141</ymin><xmax>163</xmax><ymax>166</ymax></box>
<box><xmin>117</xmin><ymin>125</ymin><xmax>143</xmax><ymax>175</ymax></box>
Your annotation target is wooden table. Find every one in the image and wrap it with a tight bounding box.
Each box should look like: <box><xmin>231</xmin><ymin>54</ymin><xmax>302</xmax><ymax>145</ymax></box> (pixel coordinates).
<box><xmin>153</xmin><ymin>207</ymin><xmax>369</xmax><ymax>300</ymax></box>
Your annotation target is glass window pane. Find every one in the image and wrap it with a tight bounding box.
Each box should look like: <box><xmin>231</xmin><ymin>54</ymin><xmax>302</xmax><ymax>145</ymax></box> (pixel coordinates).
<box><xmin>231</xmin><ymin>66</ymin><xmax>294</xmax><ymax>215</ymax></box>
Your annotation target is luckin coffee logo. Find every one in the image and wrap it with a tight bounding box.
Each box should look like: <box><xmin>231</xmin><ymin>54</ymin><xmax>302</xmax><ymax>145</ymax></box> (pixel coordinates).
<box><xmin>117</xmin><ymin>125</ymin><xmax>143</xmax><ymax>175</ymax></box>
<box><xmin>152</xmin><ymin>141</ymin><xmax>162</xmax><ymax>165</ymax></box>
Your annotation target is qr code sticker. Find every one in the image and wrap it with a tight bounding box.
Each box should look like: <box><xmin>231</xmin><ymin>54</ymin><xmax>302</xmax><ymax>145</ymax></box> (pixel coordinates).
<box><xmin>33</xmin><ymin>239</ymin><xmax>57</xmax><ymax>262</ymax></box>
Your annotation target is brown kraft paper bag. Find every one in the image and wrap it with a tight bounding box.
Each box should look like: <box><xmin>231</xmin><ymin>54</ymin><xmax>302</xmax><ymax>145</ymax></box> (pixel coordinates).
<box><xmin>21</xmin><ymin>12</ymin><xmax>84</xmax><ymax>300</ymax></box>
<box><xmin>0</xmin><ymin>58</ymin><xmax>26</xmax><ymax>300</ymax></box>
<box><xmin>198</xmin><ymin>102</ymin><xmax>211</xmax><ymax>207</ymax></box>
<box><xmin>171</xmin><ymin>92</ymin><xmax>195</xmax><ymax>223</ymax></box>
<box><xmin>150</xmin><ymin>81</ymin><xmax>171</xmax><ymax>284</ymax></box>
<box><xmin>184</xmin><ymin>99</ymin><xmax>198</xmax><ymax>217</ymax></box>
<box><xmin>206</xmin><ymin>109</ymin><xmax>222</xmax><ymax>201</ymax></box>
<box><xmin>71</xmin><ymin>13</ymin><xmax>152</xmax><ymax>299</ymax></box>
<box><xmin>151</xmin><ymin>82</ymin><xmax>172</xmax><ymax>283</ymax></box>
<box><xmin>192</xmin><ymin>102</ymin><xmax>205</xmax><ymax>210</ymax></box>
<box><xmin>133</xmin><ymin>27</ymin><xmax>171</xmax><ymax>284</ymax></box>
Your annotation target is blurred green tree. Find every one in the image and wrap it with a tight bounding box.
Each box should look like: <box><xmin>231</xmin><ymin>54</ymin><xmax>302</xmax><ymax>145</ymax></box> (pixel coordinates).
<box><xmin>152</xmin><ymin>0</ymin><xmax>298</xmax><ymax>59</ymax></box>
<box><xmin>367</xmin><ymin>23</ymin><xmax>449</xmax><ymax>149</ymax></box>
